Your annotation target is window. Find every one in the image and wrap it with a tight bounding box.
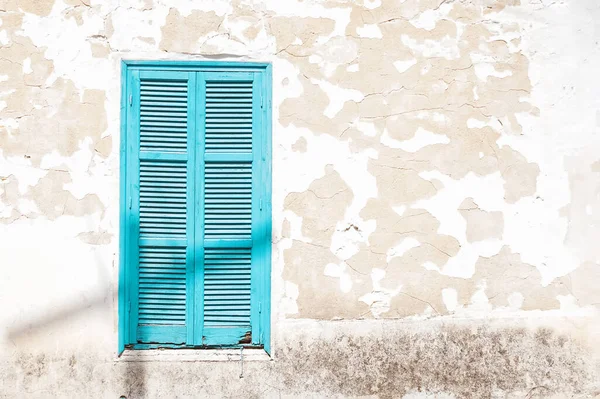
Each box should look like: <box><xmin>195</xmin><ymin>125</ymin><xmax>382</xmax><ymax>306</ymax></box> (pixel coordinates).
<box><xmin>119</xmin><ymin>61</ymin><xmax>272</xmax><ymax>353</ymax></box>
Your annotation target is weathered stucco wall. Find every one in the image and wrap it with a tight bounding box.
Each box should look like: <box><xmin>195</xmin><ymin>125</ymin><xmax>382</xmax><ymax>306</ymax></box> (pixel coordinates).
<box><xmin>1</xmin><ymin>0</ymin><xmax>600</xmax><ymax>397</ymax></box>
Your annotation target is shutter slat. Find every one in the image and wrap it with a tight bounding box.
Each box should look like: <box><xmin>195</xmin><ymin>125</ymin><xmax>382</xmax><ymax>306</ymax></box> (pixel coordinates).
<box><xmin>138</xmin><ymin>246</ymin><xmax>187</xmax><ymax>325</ymax></box>
<box><xmin>205</xmin><ymin>80</ymin><xmax>253</xmax><ymax>153</ymax></box>
<box><xmin>203</xmin><ymin>247</ymin><xmax>252</xmax><ymax>328</ymax></box>
<box><xmin>139</xmin><ymin>80</ymin><xmax>188</xmax><ymax>154</ymax></box>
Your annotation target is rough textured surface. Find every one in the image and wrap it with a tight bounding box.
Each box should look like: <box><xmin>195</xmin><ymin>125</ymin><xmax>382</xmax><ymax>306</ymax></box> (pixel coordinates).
<box><xmin>1</xmin><ymin>0</ymin><xmax>600</xmax><ymax>397</ymax></box>
<box><xmin>1</xmin><ymin>320</ymin><xmax>597</xmax><ymax>398</ymax></box>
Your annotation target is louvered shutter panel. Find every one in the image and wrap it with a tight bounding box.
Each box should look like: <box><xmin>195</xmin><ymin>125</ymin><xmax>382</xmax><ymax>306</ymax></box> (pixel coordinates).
<box><xmin>199</xmin><ymin>72</ymin><xmax>259</xmax><ymax>345</ymax></box>
<box><xmin>130</xmin><ymin>71</ymin><xmax>196</xmax><ymax>345</ymax></box>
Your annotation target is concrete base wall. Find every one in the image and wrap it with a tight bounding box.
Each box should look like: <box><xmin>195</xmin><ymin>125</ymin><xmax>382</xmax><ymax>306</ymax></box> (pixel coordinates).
<box><xmin>2</xmin><ymin>318</ymin><xmax>598</xmax><ymax>398</ymax></box>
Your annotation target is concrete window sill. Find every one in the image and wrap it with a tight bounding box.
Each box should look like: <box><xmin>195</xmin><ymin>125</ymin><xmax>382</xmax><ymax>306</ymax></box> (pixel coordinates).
<box><xmin>117</xmin><ymin>348</ymin><xmax>271</xmax><ymax>362</ymax></box>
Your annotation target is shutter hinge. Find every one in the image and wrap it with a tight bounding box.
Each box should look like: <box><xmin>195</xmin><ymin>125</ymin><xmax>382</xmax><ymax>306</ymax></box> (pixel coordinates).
<box><xmin>259</xmin><ymin>199</ymin><xmax>263</xmax><ymax>211</ymax></box>
<box><xmin>129</xmin><ymin>94</ymin><xmax>132</xmax><ymax>106</ymax></box>
<box><xmin>128</xmin><ymin>301</ymin><xmax>131</xmax><ymax>313</ymax></box>
<box><xmin>259</xmin><ymin>302</ymin><xmax>262</xmax><ymax>314</ymax></box>
<box><xmin>129</xmin><ymin>197</ymin><xmax>132</xmax><ymax>209</ymax></box>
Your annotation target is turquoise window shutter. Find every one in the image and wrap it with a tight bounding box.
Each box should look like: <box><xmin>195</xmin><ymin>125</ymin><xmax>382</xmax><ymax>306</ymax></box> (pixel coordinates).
<box><xmin>199</xmin><ymin>72</ymin><xmax>258</xmax><ymax>346</ymax></box>
<box><xmin>120</xmin><ymin>62</ymin><xmax>271</xmax><ymax>352</ymax></box>
<box><xmin>128</xmin><ymin>70</ymin><xmax>197</xmax><ymax>345</ymax></box>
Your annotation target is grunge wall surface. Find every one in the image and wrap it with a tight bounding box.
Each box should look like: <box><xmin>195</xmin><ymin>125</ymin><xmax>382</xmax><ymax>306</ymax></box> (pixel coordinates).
<box><xmin>0</xmin><ymin>0</ymin><xmax>599</xmax><ymax>397</ymax></box>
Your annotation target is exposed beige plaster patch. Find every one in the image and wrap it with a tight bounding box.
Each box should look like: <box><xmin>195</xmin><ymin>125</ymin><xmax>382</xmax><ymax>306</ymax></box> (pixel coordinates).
<box><xmin>291</xmin><ymin>136</ymin><xmax>307</xmax><ymax>153</ymax></box>
<box><xmin>243</xmin><ymin>24</ymin><xmax>261</xmax><ymax>41</ymax></box>
<box><xmin>269</xmin><ymin>16</ymin><xmax>336</xmax><ymax>55</ymax></box>
<box><xmin>8</xmin><ymin>0</ymin><xmax>56</xmax><ymax>17</ymax></box>
<box><xmin>360</xmin><ymin>203</ymin><xmax>441</xmax><ymax>253</ymax></box>
<box><xmin>473</xmin><ymin>247</ymin><xmax>566</xmax><ymax>311</ymax></box>
<box><xmin>136</xmin><ymin>36</ymin><xmax>156</xmax><ymax>45</ymax></box>
<box><xmin>0</xmin><ymin>175</ymin><xmax>22</xmax><ymax>222</ymax></box>
<box><xmin>6</xmin><ymin>82</ymin><xmax>108</xmax><ymax>164</ymax></box>
<box><xmin>284</xmin><ymin>166</ymin><xmax>353</xmax><ymax>246</ymax></box>
<box><xmin>142</xmin><ymin>0</ymin><xmax>154</xmax><ymax>11</ymax></box>
<box><xmin>459</xmin><ymin>197</ymin><xmax>504</xmax><ymax>242</ymax></box>
<box><xmin>159</xmin><ymin>8</ymin><xmax>223</xmax><ymax>53</ymax></box>
<box><xmin>559</xmin><ymin>261</ymin><xmax>600</xmax><ymax>308</ymax></box>
<box><xmin>93</xmin><ymin>136</ymin><xmax>112</xmax><ymax>158</ymax></box>
<box><xmin>26</xmin><ymin>170</ymin><xmax>103</xmax><ymax>219</ymax></box>
<box><xmin>344</xmin><ymin>244</ymin><xmax>385</xmax><ymax>276</ymax></box>
<box><xmin>283</xmin><ymin>241</ymin><xmax>370</xmax><ymax>319</ymax></box>
<box><xmin>385</xmin><ymin>252</ymin><xmax>473</xmax><ymax>316</ymax></box>
<box><xmin>104</xmin><ymin>13</ymin><xmax>114</xmax><ymax>38</ymax></box>
<box><xmin>282</xmin><ymin>167</ymin><xmax>377</xmax><ymax>318</ymax></box>
<box><xmin>89</xmin><ymin>42</ymin><xmax>109</xmax><ymax>58</ymax></box>
<box><xmin>484</xmin><ymin>0</ymin><xmax>522</xmax><ymax>14</ymax></box>
<box><xmin>64</xmin><ymin>6</ymin><xmax>85</xmax><ymax>26</ymax></box>
<box><xmin>498</xmin><ymin>145</ymin><xmax>540</xmax><ymax>203</ymax></box>
<box><xmin>368</xmin><ymin>155</ymin><xmax>438</xmax><ymax>204</ymax></box>
<box><xmin>77</xmin><ymin>231</ymin><xmax>111</xmax><ymax>245</ymax></box>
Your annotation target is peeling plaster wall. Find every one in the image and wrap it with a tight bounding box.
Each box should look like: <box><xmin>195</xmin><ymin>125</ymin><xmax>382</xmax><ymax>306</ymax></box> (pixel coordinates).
<box><xmin>1</xmin><ymin>0</ymin><xmax>600</xmax><ymax>397</ymax></box>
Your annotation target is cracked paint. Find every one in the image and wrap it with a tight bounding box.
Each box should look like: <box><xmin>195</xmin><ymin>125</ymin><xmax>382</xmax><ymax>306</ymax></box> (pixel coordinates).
<box><xmin>0</xmin><ymin>0</ymin><xmax>600</xmax><ymax>397</ymax></box>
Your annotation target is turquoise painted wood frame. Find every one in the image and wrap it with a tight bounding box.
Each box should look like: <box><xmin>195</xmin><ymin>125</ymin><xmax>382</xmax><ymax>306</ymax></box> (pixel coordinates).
<box><xmin>119</xmin><ymin>60</ymin><xmax>272</xmax><ymax>354</ymax></box>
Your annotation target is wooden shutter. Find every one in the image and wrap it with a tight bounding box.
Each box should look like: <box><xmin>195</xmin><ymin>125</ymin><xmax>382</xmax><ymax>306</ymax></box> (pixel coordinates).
<box><xmin>129</xmin><ymin>71</ymin><xmax>197</xmax><ymax>345</ymax></box>
<box><xmin>121</xmin><ymin>64</ymin><xmax>271</xmax><ymax>351</ymax></box>
<box><xmin>198</xmin><ymin>72</ymin><xmax>260</xmax><ymax>345</ymax></box>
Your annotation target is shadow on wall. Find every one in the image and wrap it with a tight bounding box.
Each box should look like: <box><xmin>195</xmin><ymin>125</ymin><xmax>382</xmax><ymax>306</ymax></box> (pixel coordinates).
<box><xmin>5</xmin><ymin>233</ymin><xmax>147</xmax><ymax>398</ymax></box>
<box><xmin>5</xmin><ymin>215</ymin><xmax>270</xmax><ymax>397</ymax></box>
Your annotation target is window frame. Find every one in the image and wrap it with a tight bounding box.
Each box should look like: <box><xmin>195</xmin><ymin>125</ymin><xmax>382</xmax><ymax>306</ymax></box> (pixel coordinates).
<box><xmin>118</xmin><ymin>60</ymin><xmax>272</xmax><ymax>354</ymax></box>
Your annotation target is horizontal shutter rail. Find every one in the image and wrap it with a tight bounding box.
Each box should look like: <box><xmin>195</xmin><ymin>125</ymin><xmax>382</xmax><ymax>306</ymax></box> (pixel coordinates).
<box><xmin>139</xmin><ymin>152</ymin><xmax>187</xmax><ymax>161</ymax></box>
<box><xmin>138</xmin><ymin>73</ymin><xmax>190</xmax><ymax>82</ymax></box>
<box><xmin>136</xmin><ymin>326</ymin><xmax>186</xmax><ymax>344</ymax></box>
<box><xmin>139</xmin><ymin>237</ymin><xmax>187</xmax><ymax>247</ymax></box>
<box><xmin>204</xmin><ymin>72</ymin><xmax>255</xmax><ymax>80</ymax></box>
<box><xmin>203</xmin><ymin>239</ymin><xmax>252</xmax><ymax>249</ymax></box>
